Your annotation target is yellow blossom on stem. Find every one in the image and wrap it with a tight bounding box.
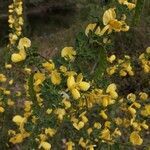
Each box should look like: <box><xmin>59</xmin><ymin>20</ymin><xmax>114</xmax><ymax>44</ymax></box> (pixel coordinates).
<box><xmin>85</xmin><ymin>23</ymin><xmax>101</xmax><ymax>36</ymax></box>
<box><xmin>39</xmin><ymin>141</ymin><xmax>51</xmax><ymax>150</ymax></box>
<box><xmin>101</xmin><ymin>8</ymin><xmax>129</xmax><ymax>36</ymax></box>
<box><xmin>50</xmin><ymin>70</ymin><xmax>61</xmax><ymax>85</ymax></box>
<box><xmin>42</xmin><ymin>60</ymin><xmax>55</xmax><ymax>72</ymax></box>
<box><xmin>0</xmin><ymin>74</ymin><xmax>7</xmax><ymax>82</ymax></box>
<box><xmin>107</xmin><ymin>55</ymin><xmax>116</xmax><ymax>63</ymax></box>
<box><xmin>61</xmin><ymin>47</ymin><xmax>76</xmax><ymax>61</ymax></box>
<box><xmin>100</xmin><ymin>128</ymin><xmax>112</xmax><ymax>141</ymax></box>
<box><xmin>139</xmin><ymin>92</ymin><xmax>148</xmax><ymax>100</ymax></box>
<box><xmin>12</xmin><ymin>115</ymin><xmax>26</xmax><ymax>126</ymax></box>
<box><xmin>130</xmin><ymin>131</ymin><xmax>143</xmax><ymax>145</ymax></box>
<box><xmin>18</xmin><ymin>37</ymin><xmax>31</xmax><ymax>49</ymax></box>
<box><xmin>100</xmin><ymin>110</ymin><xmax>108</xmax><ymax>120</ymax></box>
<box><xmin>54</xmin><ymin>108</ymin><xmax>66</xmax><ymax>121</ymax></box>
<box><xmin>9</xmin><ymin>133</ymin><xmax>23</xmax><ymax>144</ymax></box>
<box><xmin>0</xmin><ymin>106</ymin><xmax>5</xmax><ymax>113</ymax></box>
<box><xmin>66</xmin><ymin>141</ymin><xmax>75</xmax><ymax>150</ymax></box>
<box><xmin>45</xmin><ymin>128</ymin><xmax>56</xmax><ymax>137</ymax></box>
<box><xmin>67</xmin><ymin>74</ymin><xmax>90</xmax><ymax>100</ymax></box>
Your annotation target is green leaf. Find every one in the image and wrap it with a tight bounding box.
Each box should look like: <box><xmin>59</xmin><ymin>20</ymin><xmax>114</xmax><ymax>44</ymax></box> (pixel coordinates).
<box><xmin>93</xmin><ymin>46</ymin><xmax>107</xmax><ymax>81</ymax></box>
<box><xmin>28</xmin><ymin>73</ymin><xmax>37</xmax><ymax>103</ymax></box>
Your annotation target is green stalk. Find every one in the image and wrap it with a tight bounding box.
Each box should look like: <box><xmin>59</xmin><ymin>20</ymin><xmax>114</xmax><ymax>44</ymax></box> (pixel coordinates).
<box><xmin>28</xmin><ymin>73</ymin><xmax>37</xmax><ymax>103</ymax></box>
<box><xmin>132</xmin><ymin>0</ymin><xmax>145</xmax><ymax>26</ymax></box>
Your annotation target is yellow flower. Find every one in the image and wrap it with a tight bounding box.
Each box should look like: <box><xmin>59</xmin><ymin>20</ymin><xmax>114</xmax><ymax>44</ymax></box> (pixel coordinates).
<box><xmin>0</xmin><ymin>74</ymin><xmax>7</xmax><ymax>82</ymax></box>
<box><xmin>85</xmin><ymin>23</ymin><xmax>101</xmax><ymax>36</ymax></box>
<box><xmin>118</xmin><ymin>0</ymin><xmax>136</xmax><ymax>10</ymax></box>
<box><xmin>133</xmin><ymin>102</ymin><xmax>141</xmax><ymax>108</ymax></box>
<box><xmin>42</xmin><ymin>60</ymin><xmax>55</xmax><ymax>72</ymax></box>
<box><xmin>66</xmin><ymin>141</ymin><xmax>75</xmax><ymax>150</ymax></box>
<box><xmin>62</xmin><ymin>99</ymin><xmax>71</xmax><ymax>109</ymax></box>
<box><xmin>112</xmin><ymin>128</ymin><xmax>121</xmax><ymax>137</ymax></box>
<box><xmin>0</xmin><ymin>107</ymin><xmax>5</xmax><ymax>113</ymax></box>
<box><xmin>119</xmin><ymin>70</ymin><xmax>127</xmax><ymax>76</ymax></box>
<box><xmin>141</xmin><ymin>121</ymin><xmax>149</xmax><ymax>130</ymax></box>
<box><xmin>101</xmin><ymin>96</ymin><xmax>109</xmax><ymax>107</ymax></box>
<box><xmin>24</xmin><ymin>101</ymin><xmax>32</xmax><ymax>112</ymax></box>
<box><xmin>124</xmin><ymin>1</ymin><xmax>136</xmax><ymax>10</ymax></box>
<box><xmin>141</xmin><ymin>105</ymin><xmax>150</xmax><ymax>117</ymax></box>
<box><xmin>54</xmin><ymin>108</ymin><xmax>66</xmax><ymax>120</ymax></box>
<box><xmin>46</xmin><ymin>109</ymin><xmax>53</xmax><ymax>115</ymax></box>
<box><xmin>12</xmin><ymin>115</ymin><xmax>26</xmax><ymax>126</ymax></box>
<box><xmin>94</xmin><ymin>122</ymin><xmax>102</xmax><ymax>129</ymax></box>
<box><xmin>118</xmin><ymin>0</ymin><xmax>126</xmax><ymax>4</ymax></box>
<box><xmin>61</xmin><ymin>47</ymin><xmax>76</xmax><ymax>61</ymax></box>
<box><xmin>139</xmin><ymin>92</ymin><xmax>148</xmax><ymax>100</ymax></box>
<box><xmin>39</xmin><ymin>134</ymin><xmax>48</xmax><ymax>141</ymax></box>
<box><xmin>9</xmin><ymin>133</ymin><xmax>23</xmax><ymax>144</ymax></box>
<box><xmin>60</xmin><ymin>65</ymin><xmax>67</xmax><ymax>73</ymax></box>
<box><xmin>11</xmin><ymin>53</ymin><xmax>22</xmax><ymax>63</ymax></box>
<box><xmin>67</xmin><ymin>75</ymin><xmax>76</xmax><ymax>89</ymax></box>
<box><xmin>39</xmin><ymin>141</ymin><xmax>51</xmax><ymax>150</ymax></box>
<box><xmin>87</xmin><ymin>128</ymin><xmax>93</xmax><ymax>135</ymax></box>
<box><xmin>103</xmin><ymin>8</ymin><xmax>116</xmax><ymax>26</ymax></box>
<box><xmin>128</xmin><ymin>106</ymin><xmax>136</xmax><ymax>117</ymax></box>
<box><xmin>79</xmin><ymin>137</ymin><xmax>87</xmax><ymax>148</ymax></box>
<box><xmin>127</xmin><ymin>93</ymin><xmax>136</xmax><ymax>102</ymax></box>
<box><xmin>106</xmin><ymin>83</ymin><xmax>118</xmax><ymax>99</ymax></box>
<box><xmin>105</xmin><ymin>121</ymin><xmax>111</xmax><ymax>128</ymax></box>
<box><xmin>107</xmin><ymin>66</ymin><xmax>117</xmax><ymax>75</ymax></box>
<box><xmin>101</xmin><ymin>8</ymin><xmax>129</xmax><ymax>35</ymax></box>
<box><xmin>67</xmin><ymin>74</ymin><xmax>90</xmax><ymax>100</ymax></box>
<box><xmin>88</xmin><ymin>145</ymin><xmax>95</xmax><ymax>150</ymax></box>
<box><xmin>18</xmin><ymin>37</ymin><xmax>31</xmax><ymax>48</ymax></box>
<box><xmin>73</xmin><ymin>121</ymin><xmax>85</xmax><ymax>130</ymax></box>
<box><xmin>115</xmin><ymin>117</ymin><xmax>122</xmax><ymax>125</ymax></box>
<box><xmin>107</xmin><ymin>55</ymin><xmax>116</xmax><ymax>63</ymax></box>
<box><xmin>50</xmin><ymin>70</ymin><xmax>61</xmax><ymax>85</ymax></box>
<box><xmin>78</xmin><ymin>81</ymin><xmax>90</xmax><ymax>91</ymax></box>
<box><xmin>4</xmin><ymin>90</ymin><xmax>11</xmax><ymax>95</ymax></box>
<box><xmin>146</xmin><ymin>47</ymin><xmax>150</xmax><ymax>53</ymax></box>
<box><xmin>34</xmin><ymin>72</ymin><xmax>45</xmax><ymax>86</ymax></box>
<box><xmin>100</xmin><ymin>110</ymin><xmax>108</xmax><ymax>120</ymax></box>
<box><xmin>130</xmin><ymin>131</ymin><xmax>143</xmax><ymax>145</ymax></box>
<box><xmin>106</xmin><ymin>83</ymin><xmax>117</xmax><ymax>93</ymax></box>
<box><xmin>100</xmin><ymin>128</ymin><xmax>111</xmax><ymax>141</ymax></box>
<box><xmin>5</xmin><ymin>63</ymin><xmax>12</xmax><ymax>69</ymax></box>
<box><xmin>24</xmin><ymin>67</ymin><xmax>31</xmax><ymax>74</ymax></box>
<box><xmin>11</xmin><ymin>48</ymin><xmax>26</xmax><ymax>63</ymax></box>
<box><xmin>15</xmin><ymin>5</ymin><xmax>23</xmax><ymax>15</ymax></box>
<box><xmin>45</xmin><ymin>128</ymin><xmax>56</xmax><ymax>137</ymax></box>
<box><xmin>7</xmin><ymin>99</ymin><xmax>15</xmax><ymax>106</ymax></box>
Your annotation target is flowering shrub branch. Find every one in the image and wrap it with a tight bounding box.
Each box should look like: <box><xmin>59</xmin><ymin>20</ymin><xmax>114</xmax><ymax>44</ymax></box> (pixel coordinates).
<box><xmin>0</xmin><ymin>0</ymin><xmax>149</xmax><ymax>150</ymax></box>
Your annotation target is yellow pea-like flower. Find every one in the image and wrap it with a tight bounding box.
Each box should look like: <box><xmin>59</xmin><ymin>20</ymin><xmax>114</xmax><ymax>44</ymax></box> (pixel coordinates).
<box><xmin>130</xmin><ymin>131</ymin><xmax>143</xmax><ymax>145</ymax></box>
<box><xmin>11</xmin><ymin>53</ymin><xmax>23</xmax><ymax>63</ymax></box>
<box><xmin>39</xmin><ymin>141</ymin><xmax>51</xmax><ymax>150</ymax></box>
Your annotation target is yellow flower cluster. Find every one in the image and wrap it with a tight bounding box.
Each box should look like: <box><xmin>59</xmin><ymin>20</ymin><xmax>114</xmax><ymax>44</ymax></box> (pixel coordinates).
<box><xmin>85</xmin><ymin>8</ymin><xmax>129</xmax><ymax>37</ymax></box>
<box><xmin>8</xmin><ymin>0</ymin><xmax>24</xmax><ymax>45</ymax></box>
<box><xmin>11</xmin><ymin>37</ymin><xmax>31</xmax><ymax>63</ymax></box>
<box><xmin>8</xmin><ymin>0</ymin><xmax>31</xmax><ymax>63</ymax></box>
<box><xmin>118</xmin><ymin>0</ymin><xmax>136</xmax><ymax>10</ymax></box>
<box><xmin>9</xmin><ymin>115</ymin><xmax>30</xmax><ymax>144</ymax></box>
<box><xmin>107</xmin><ymin>55</ymin><xmax>134</xmax><ymax>76</ymax></box>
<box><xmin>139</xmin><ymin>47</ymin><xmax>150</xmax><ymax>73</ymax></box>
